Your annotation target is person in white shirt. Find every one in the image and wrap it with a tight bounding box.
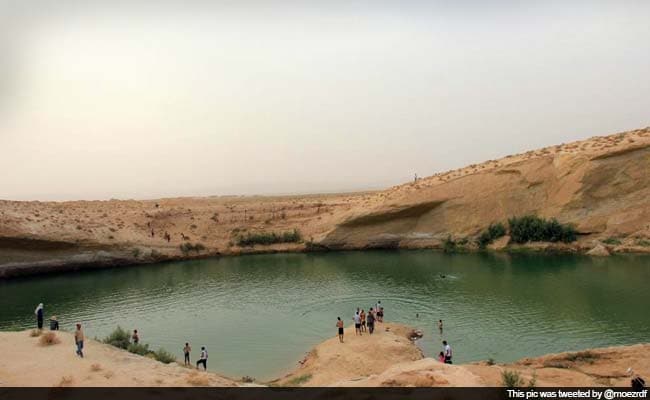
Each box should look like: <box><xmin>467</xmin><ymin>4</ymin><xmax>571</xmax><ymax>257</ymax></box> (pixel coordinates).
<box><xmin>442</xmin><ymin>340</ymin><xmax>452</xmax><ymax>364</ymax></box>
<box><xmin>353</xmin><ymin>312</ymin><xmax>362</xmax><ymax>335</ymax></box>
<box><xmin>196</xmin><ymin>346</ymin><xmax>208</xmax><ymax>370</ymax></box>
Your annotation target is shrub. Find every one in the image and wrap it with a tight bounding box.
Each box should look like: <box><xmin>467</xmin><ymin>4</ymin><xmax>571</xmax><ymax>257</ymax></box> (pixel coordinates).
<box><xmin>153</xmin><ymin>348</ymin><xmax>176</xmax><ymax>364</ymax></box>
<box><xmin>237</xmin><ymin>229</ymin><xmax>302</xmax><ymax>246</ymax></box>
<box><xmin>103</xmin><ymin>326</ymin><xmax>131</xmax><ymax>350</ymax></box>
<box><xmin>127</xmin><ymin>342</ymin><xmax>150</xmax><ymax>356</ymax></box>
<box><xmin>29</xmin><ymin>329</ymin><xmax>42</xmax><ymax>337</ymax></box>
<box><xmin>90</xmin><ymin>363</ymin><xmax>102</xmax><ymax>372</ymax></box>
<box><xmin>564</xmin><ymin>351</ymin><xmax>598</xmax><ymax>363</ymax></box>
<box><xmin>486</xmin><ymin>358</ymin><xmax>495</xmax><ymax>366</ymax></box>
<box><xmin>443</xmin><ymin>236</ymin><xmax>456</xmax><ymax>252</ymax></box>
<box><xmin>478</xmin><ymin>222</ymin><xmax>507</xmax><ymax>248</ymax></box>
<box><xmin>602</xmin><ymin>237</ymin><xmax>622</xmax><ymax>245</ymax></box>
<box><xmin>180</xmin><ymin>242</ymin><xmax>206</xmax><ymax>254</ymax></box>
<box><xmin>508</xmin><ymin>215</ymin><xmax>577</xmax><ymax>243</ymax></box>
<box><xmin>286</xmin><ymin>374</ymin><xmax>312</xmax><ymax>386</ymax></box>
<box><xmin>501</xmin><ymin>370</ymin><xmax>524</xmax><ymax>387</ymax></box>
<box><xmin>186</xmin><ymin>372</ymin><xmax>211</xmax><ymax>386</ymax></box>
<box><xmin>39</xmin><ymin>331</ymin><xmax>61</xmax><ymax>346</ymax></box>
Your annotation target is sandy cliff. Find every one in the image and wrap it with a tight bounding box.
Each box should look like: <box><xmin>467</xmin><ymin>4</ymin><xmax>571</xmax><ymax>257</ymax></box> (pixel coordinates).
<box><xmin>1</xmin><ymin>127</ymin><xmax>649</xmax><ymax>277</ymax></box>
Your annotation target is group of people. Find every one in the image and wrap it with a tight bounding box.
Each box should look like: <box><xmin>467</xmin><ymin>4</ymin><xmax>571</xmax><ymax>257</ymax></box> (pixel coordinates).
<box><xmin>33</xmin><ymin>303</ymin><xmax>211</xmax><ymax>371</ymax></box>
<box><xmin>183</xmin><ymin>342</ymin><xmax>209</xmax><ymax>370</ymax></box>
<box><xmin>336</xmin><ymin>300</ymin><xmax>385</xmax><ymax>343</ymax></box>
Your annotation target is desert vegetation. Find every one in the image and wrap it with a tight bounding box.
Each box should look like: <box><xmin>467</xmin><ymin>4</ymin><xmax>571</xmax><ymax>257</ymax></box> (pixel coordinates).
<box><xmin>508</xmin><ymin>215</ymin><xmax>577</xmax><ymax>244</ymax></box>
<box><xmin>236</xmin><ymin>229</ymin><xmax>302</xmax><ymax>246</ymax></box>
<box><xmin>103</xmin><ymin>326</ymin><xmax>176</xmax><ymax>364</ymax></box>
<box><xmin>477</xmin><ymin>222</ymin><xmax>507</xmax><ymax>248</ymax></box>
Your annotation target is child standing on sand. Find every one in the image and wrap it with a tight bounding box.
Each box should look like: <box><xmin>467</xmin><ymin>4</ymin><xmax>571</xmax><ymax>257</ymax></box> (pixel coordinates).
<box><xmin>183</xmin><ymin>343</ymin><xmax>191</xmax><ymax>366</ymax></box>
<box><xmin>336</xmin><ymin>317</ymin><xmax>344</xmax><ymax>343</ymax></box>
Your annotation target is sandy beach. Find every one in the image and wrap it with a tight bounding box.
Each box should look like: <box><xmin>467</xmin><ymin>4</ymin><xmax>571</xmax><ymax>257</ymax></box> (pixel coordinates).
<box><xmin>1</xmin><ymin>324</ymin><xmax>647</xmax><ymax>387</ymax></box>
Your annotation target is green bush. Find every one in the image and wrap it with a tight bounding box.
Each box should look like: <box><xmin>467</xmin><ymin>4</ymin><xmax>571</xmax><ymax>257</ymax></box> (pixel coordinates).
<box><xmin>102</xmin><ymin>326</ymin><xmax>131</xmax><ymax>350</ymax></box>
<box><xmin>501</xmin><ymin>370</ymin><xmax>524</xmax><ymax>387</ymax></box>
<box><xmin>508</xmin><ymin>215</ymin><xmax>577</xmax><ymax>244</ymax></box>
<box><xmin>153</xmin><ymin>348</ymin><xmax>176</xmax><ymax>364</ymax></box>
<box><xmin>478</xmin><ymin>222</ymin><xmax>507</xmax><ymax>248</ymax></box>
<box><xmin>127</xmin><ymin>342</ymin><xmax>150</xmax><ymax>356</ymax></box>
<box><xmin>602</xmin><ymin>237</ymin><xmax>622</xmax><ymax>245</ymax></box>
<box><xmin>180</xmin><ymin>242</ymin><xmax>206</xmax><ymax>254</ymax></box>
<box><xmin>237</xmin><ymin>229</ymin><xmax>302</xmax><ymax>246</ymax></box>
<box><xmin>443</xmin><ymin>235</ymin><xmax>456</xmax><ymax>252</ymax></box>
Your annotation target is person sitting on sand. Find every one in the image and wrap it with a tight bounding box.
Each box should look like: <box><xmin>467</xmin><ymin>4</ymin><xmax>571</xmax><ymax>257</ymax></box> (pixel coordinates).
<box><xmin>49</xmin><ymin>315</ymin><xmax>59</xmax><ymax>331</ymax></box>
<box><xmin>443</xmin><ymin>340</ymin><xmax>452</xmax><ymax>364</ymax></box>
<box><xmin>196</xmin><ymin>346</ymin><xmax>208</xmax><ymax>370</ymax></box>
<box><xmin>366</xmin><ymin>308</ymin><xmax>375</xmax><ymax>334</ymax></box>
<box><xmin>132</xmin><ymin>329</ymin><xmax>139</xmax><ymax>344</ymax></box>
<box><xmin>336</xmin><ymin>317</ymin><xmax>344</xmax><ymax>343</ymax></box>
<box><xmin>438</xmin><ymin>351</ymin><xmax>445</xmax><ymax>363</ymax></box>
<box><xmin>360</xmin><ymin>309</ymin><xmax>366</xmax><ymax>332</ymax></box>
<box><xmin>75</xmin><ymin>323</ymin><xmax>84</xmax><ymax>358</ymax></box>
<box><xmin>183</xmin><ymin>342</ymin><xmax>191</xmax><ymax>366</ymax></box>
<box><xmin>35</xmin><ymin>303</ymin><xmax>44</xmax><ymax>329</ymax></box>
<box><xmin>353</xmin><ymin>311</ymin><xmax>362</xmax><ymax>336</ymax></box>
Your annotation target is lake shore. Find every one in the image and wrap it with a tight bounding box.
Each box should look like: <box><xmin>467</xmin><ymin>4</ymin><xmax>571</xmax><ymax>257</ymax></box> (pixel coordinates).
<box><xmin>1</xmin><ymin>325</ymin><xmax>648</xmax><ymax>387</ymax></box>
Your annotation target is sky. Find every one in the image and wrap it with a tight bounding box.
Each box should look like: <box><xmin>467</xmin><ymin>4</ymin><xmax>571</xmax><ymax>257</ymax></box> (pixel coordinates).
<box><xmin>1</xmin><ymin>0</ymin><xmax>649</xmax><ymax>201</ymax></box>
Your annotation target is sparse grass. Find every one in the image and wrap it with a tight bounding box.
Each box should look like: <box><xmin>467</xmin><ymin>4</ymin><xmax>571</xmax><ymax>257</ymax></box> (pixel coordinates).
<box><xmin>564</xmin><ymin>351</ymin><xmax>598</xmax><ymax>363</ymax></box>
<box><xmin>90</xmin><ymin>363</ymin><xmax>102</xmax><ymax>372</ymax></box>
<box><xmin>508</xmin><ymin>215</ymin><xmax>577</xmax><ymax>243</ymax></box>
<box><xmin>501</xmin><ymin>370</ymin><xmax>524</xmax><ymax>387</ymax></box>
<box><xmin>443</xmin><ymin>235</ymin><xmax>456</xmax><ymax>252</ymax></box>
<box><xmin>103</xmin><ymin>326</ymin><xmax>131</xmax><ymax>349</ymax></box>
<box><xmin>127</xmin><ymin>342</ymin><xmax>150</xmax><ymax>356</ymax></box>
<box><xmin>542</xmin><ymin>360</ymin><xmax>571</xmax><ymax>369</ymax></box>
<box><xmin>131</xmin><ymin>248</ymin><xmax>141</xmax><ymax>258</ymax></box>
<box><xmin>636</xmin><ymin>239</ymin><xmax>650</xmax><ymax>247</ymax></box>
<box><xmin>286</xmin><ymin>374</ymin><xmax>312</xmax><ymax>386</ymax></box>
<box><xmin>56</xmin><ymin>375</ymin><xmax>74</xmax><ymax>387</ymax></box>
<box><xmin>241</xmin><ymin>376</ymin><xmax>255</xmax><ymax>383</ymax></box>
<box><xmin>29</xmin><ymin>329</ymin><xmax>42</xmax><ymax>337</ymax></box>
<box><xmin>237</xmin><ymin>229</ymin><xmax>301</xmax><ymax>246</ymax></box>
<box><xmin>186</xmin><ymin>372</ymin><xmax>211</xmax><ymax>386</ymax></box>
<box><xmin>180</xmin><ymin>242</ymin><xmax>206</xmax><ymax>255</ymax></box>
<box><xmin>153</xmin><ymin>348</ymin><xmax>176</xmax><ymax>364</ymax></box>
<box><xmin>478</xmin><ymin>222</ymin><xmax>507</xmax><ymax>249</ymax></box>
<box><xmin>39</xmin><ymin>331</ymin><xmax>61</xmax><ymax>346</ymax></box>
<box><xmin>602</xmin><ymin>237</ymin><xmax>622</xmax><ymax>245</ymax></box>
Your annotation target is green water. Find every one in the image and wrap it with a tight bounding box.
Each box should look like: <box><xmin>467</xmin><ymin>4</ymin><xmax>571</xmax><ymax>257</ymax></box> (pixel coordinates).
<box><xmin>1</xmin><ymin>251</ymin><xmax>648</xmax><ymax>380</ymax></box>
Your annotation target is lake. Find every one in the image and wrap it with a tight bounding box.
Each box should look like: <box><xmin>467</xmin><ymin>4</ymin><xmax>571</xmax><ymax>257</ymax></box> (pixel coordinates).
<box><xmin>1</xmin><ymin>250</ymin><xmax>648</xmax><ymax>380</ymax></box>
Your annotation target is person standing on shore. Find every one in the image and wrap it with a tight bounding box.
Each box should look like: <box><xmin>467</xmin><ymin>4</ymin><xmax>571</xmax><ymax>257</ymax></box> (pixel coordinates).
<box><xmin>367</xmin><ymin>308</ymin><xmax>375</xmax><ymax>334</ymax></box>
<box><xmin>442</xmin><ymin>340</ymin><xmax>452</xmax><ymax>364</ymax></box>
<box><xmin>35</xmin><ymin>303</ymin><xmax>44</xmax><ymax>329</ymax></box>
<box><xmin>75</xmin><ymin>323</ymin><xmax>84</xmax><ymax>358</ymax></box>
<box><xmin>336</xmin><ymin>317</ymin><xmax>344</xmax><ymax>343</ymax></box>
<box><xmin>132</xmin><ymin>329</ymin><xmax>139</xmax><ymax>344</ymax></box>
<box><xmin>196</xmin><ymin>346</ymin><xmax>208</xmax><ymax>370</ymax></box>
<box><xmin>183</xmin><ymin>342</ymin><xmax>191</xmax><ymax>366</ymax></box>
<box><xmin>360</xmin><ymin>309</ymin><xmax>366</xmax><ymax>333</ymax></box>
<box><xmin>353</xmin><ymin>311</ymin><xmax>362</xmax><ymax>336</ymax></box>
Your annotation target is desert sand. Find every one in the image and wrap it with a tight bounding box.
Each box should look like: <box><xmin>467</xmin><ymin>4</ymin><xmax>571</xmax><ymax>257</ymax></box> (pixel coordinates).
<box><xmin>1</xmin><ymin>126</ymin><xmax>649</xmax><ymax>277</ymax></box>
<box><xmin>2</xmin><ymin>325</ymin><xmax>647</xmax><ymax>387</ymax></box>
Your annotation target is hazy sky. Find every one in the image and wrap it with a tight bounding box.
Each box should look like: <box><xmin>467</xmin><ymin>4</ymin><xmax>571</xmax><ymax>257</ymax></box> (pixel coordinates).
<box><xmin>1</xmin><ymin>0</ymin><xmax>649</xmax><ymax>200</ymax></box>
